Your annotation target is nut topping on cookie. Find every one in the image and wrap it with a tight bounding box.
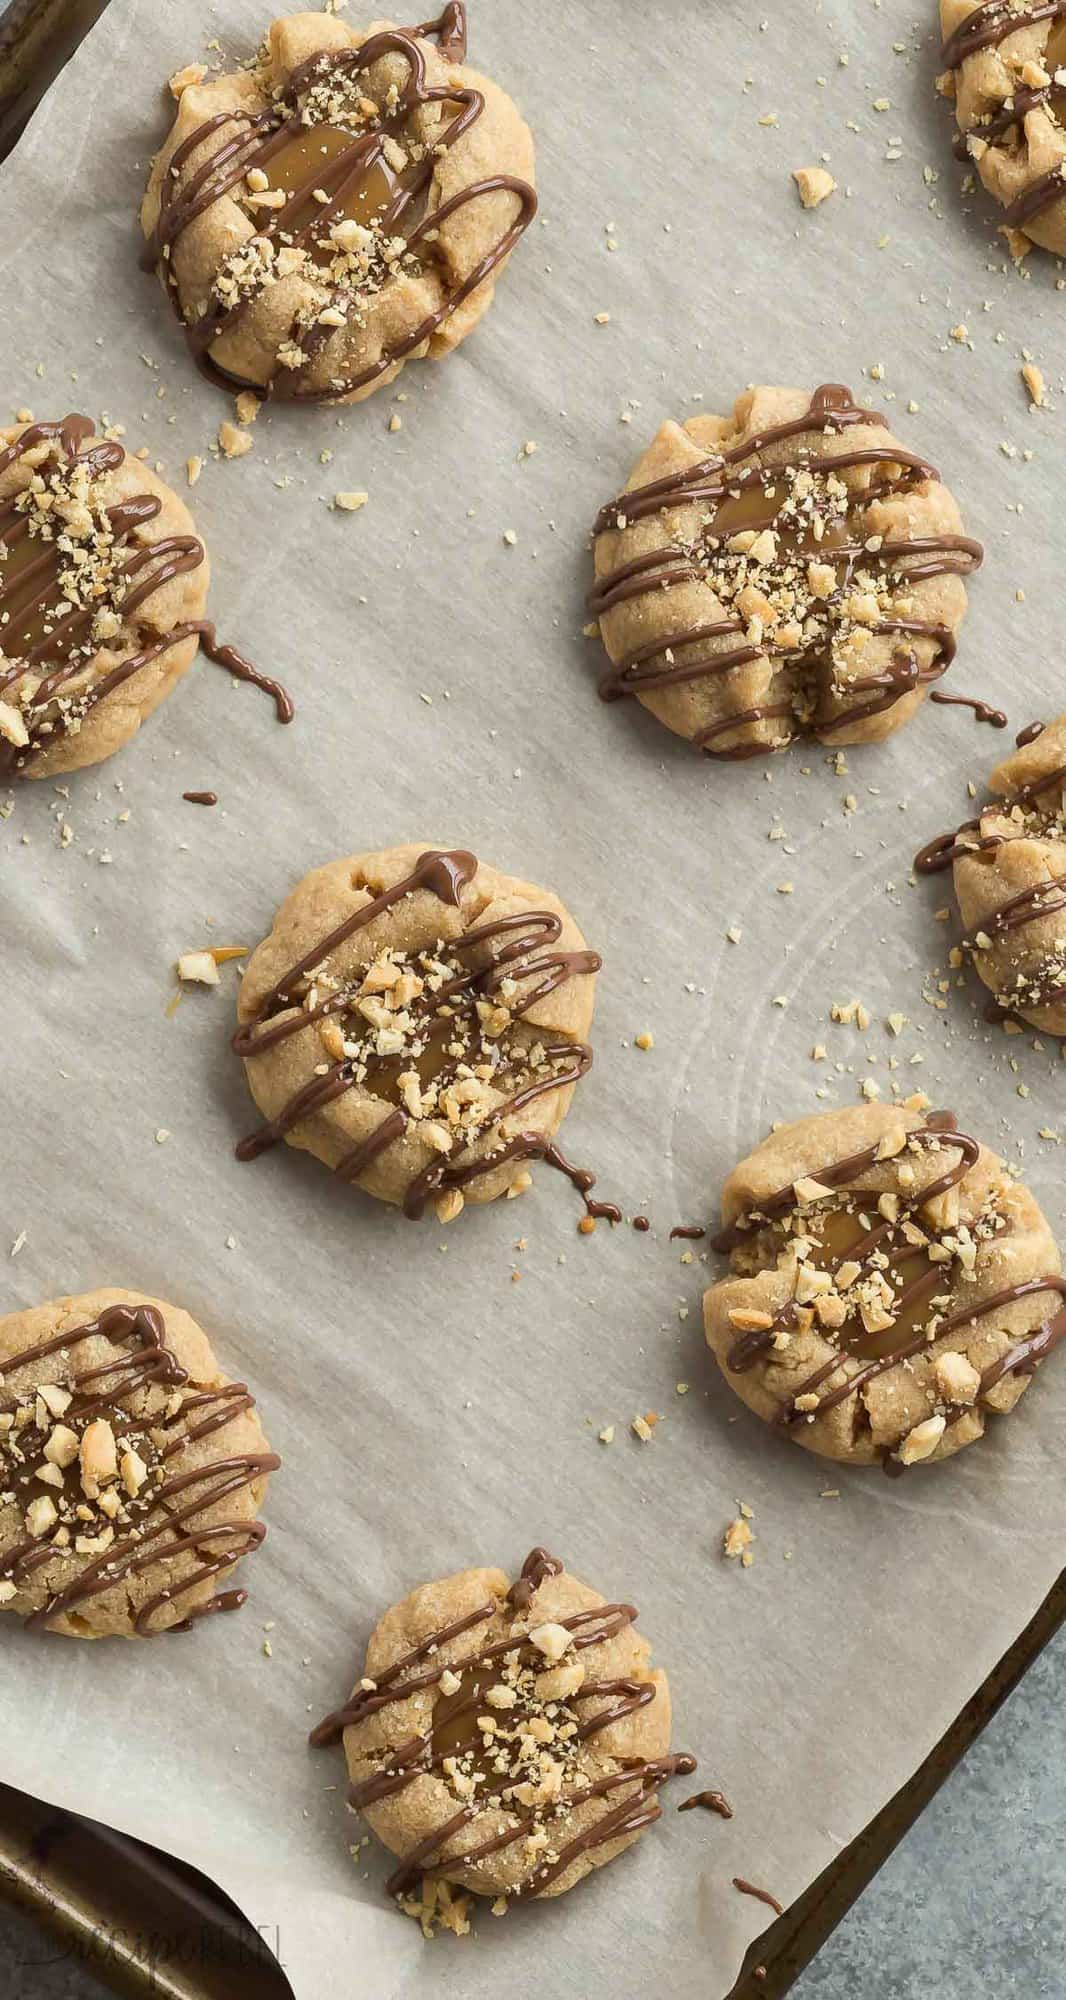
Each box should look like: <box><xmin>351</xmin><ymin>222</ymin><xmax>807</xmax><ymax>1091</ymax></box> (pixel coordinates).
<box><xmin>234</xmin><ymin>843</ymin><xmax>619</xmax><ymax>1224</ymax></box>
<box><xmin>916</xmin><ymin>712</ymin><xmax>1066</xmax><ymax>1036</ymax></box>
<box><xmin>141</xmin><ymin>6</ymin><xmax>536</xmax><ymax>405</ymax></box>
<box><xmin>590</xmin><ymin>384</ymin><xmax>983</xmax><ymax>761</ymax></box>
<box><xmin>704</xmin><ymin>1104</ymin><xmax>1066</xmax><ymax>1468</ymax></box>
<box><xmin>0</xmin><ymin>1292</ymin><xmax>279</xmax><ymax>1637</ymax></box>
<box><xmin>940</xmin><ymin>1</ymin><xmax>1066</xmax><ymax>255</ymax></box>
<box><xmin>0</xmin><ymin>415</ymin><xmax>290</xmax><ymax>778</ymax></box>
<box><xmin>310</xmin><ymin>1547</ymin><xmax>695</xmax><ymax>1916</ymax></box>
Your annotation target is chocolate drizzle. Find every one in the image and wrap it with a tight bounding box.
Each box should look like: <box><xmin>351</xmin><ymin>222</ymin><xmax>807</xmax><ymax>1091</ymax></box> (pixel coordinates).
<box><xmin>942</xmin><ymin>1</ymin><xmax>1066</xmax><ymax>68</ymax></box>
<box><xmin>914</xmin><ymin>735</ymin><xmax>1066</xmax><ymax>1025</ymax></box>
<box><xmin>145</xmin><ymin>6</ymin><xmax>536</xmax><ymax>404</ymax></box>
<box><xmin>0</xmin><ymin>1303</ymin><xmax>278</xmax><ymax>1634</ymax></box>
<box><xmin>589</xmin><ymin>385</ymin><xmax>983</xmax><ymax>759</ymax></box>
<box><xmin>678</xmin><ymin>1787</ymin><xmax>733</xmax><ymax>1818</ymax></box>
<box><xmin>929</xmin><ymin>690</ymin><xmax>1007</xmax><ymax>728</ymax></box>
<box><xmin>713</xmin><ymin>1115</ymin><xmax>1066</xmax><ymax>1452</ymax></box>
<box><xmin>235</xmin><ymin>848</ymin><xmax>617</xmax><ymax>1220</ymax></box>
<box><xmin>310</xmin><ymin>1546</ymin><xmax>696</xmax><ymax>1902</ymax></box>
<box><xmin>0</xmin><ymin>417</ymin><xmax>290</xmax><ymax>774</ymax></box>
<box><xmin>733</xmin><ymin>1878</ymin><xmax>784</xmax><ymax>1917</ymax></box>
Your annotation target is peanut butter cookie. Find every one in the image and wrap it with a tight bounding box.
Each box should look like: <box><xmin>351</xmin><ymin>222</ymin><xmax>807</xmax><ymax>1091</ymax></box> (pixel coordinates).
<box><xmin>0</xmin><ymin>416</ymin><xmax>209</xmax><ymax>778</ymax></box>
<box><xmin>940</xmin><ymin>1</ymin><xmax>1066</xmax><ymax>254</ymax></box>
<box><xmin>590</xmin><ymin>383</ymin><xmax>982</xmax><ymax>761</ymax></box>
<box><xmin>234</xmin><ymin>844</ymin><xmax>616</xmax><ymax>1224</ymax></box>
<box><xmin>0</xmin><ymin>1289</ymin><xmax>278</xmax><ymax>1637</ymax></box>
<box><xmin>310</xmin><ymin>1546</ymin><xmax>695</xmax><ymax>1918</ymax></box>
<box><xmin>703</xmin><ymin>1104</ymin><xmax>1065</xmax><ymax>1469</ymax></box>
<box><xmin>916</xmin><ymin>715</ymin><xmax>1066</xmax><ymax>1034</ymax></box>
<box><xmin>141</xmin><ymin>6</ymin><xmax>536</xmax><ymax>405</ymax></box>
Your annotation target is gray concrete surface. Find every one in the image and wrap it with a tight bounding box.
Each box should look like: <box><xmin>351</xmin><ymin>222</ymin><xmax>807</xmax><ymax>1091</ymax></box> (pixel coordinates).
<box><xmin>2</xmin><ymin>1626</ymin><xmax>1065</xmax><ymax>1998</ymax></box>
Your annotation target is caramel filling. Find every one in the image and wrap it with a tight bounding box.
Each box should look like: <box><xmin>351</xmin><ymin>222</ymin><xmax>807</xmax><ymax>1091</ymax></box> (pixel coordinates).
<box><xmin>258</xmin><ymin>125</ymin><xmax>399</xmax><ymax>250</ymax></box>
<box><xmin>797</xmin><ymin>1205</ymin><xmax>943</xmax><ymax>1362</ymax></box>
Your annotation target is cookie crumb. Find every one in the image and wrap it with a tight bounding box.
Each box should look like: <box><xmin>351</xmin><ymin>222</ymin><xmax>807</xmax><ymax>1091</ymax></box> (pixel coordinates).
<box><xmin>723</xmin><ymin>1517</ymin><xmax>753</xmax><ymax>1561</ymax></box>
<box><xmin>792</xmin><ymin>165</ymin><xmax>836</xmax><ymax>208</ymax></box>
<box><xmin>218</xmin><ymin>421</ymin><xmax>253</xmax><ymax>459</ymax></box>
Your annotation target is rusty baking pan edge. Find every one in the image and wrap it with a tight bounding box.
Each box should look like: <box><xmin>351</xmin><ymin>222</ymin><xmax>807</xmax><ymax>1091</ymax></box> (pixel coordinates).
<box><xmin>1</xmin><ymin>6</ymin><xmax>1064</xmax><ymax>1998</ymax></box>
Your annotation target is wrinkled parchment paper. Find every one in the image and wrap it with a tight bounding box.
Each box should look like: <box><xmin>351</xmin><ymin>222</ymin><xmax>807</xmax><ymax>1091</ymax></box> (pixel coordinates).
<box><xmin>2</xmin><ymin>2</ymin><xmax>1065</xmax><ymax>1994</ymax></box>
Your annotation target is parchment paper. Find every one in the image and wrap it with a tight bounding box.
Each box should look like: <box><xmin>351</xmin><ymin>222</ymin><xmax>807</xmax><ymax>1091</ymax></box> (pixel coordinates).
<box><xmin>1</xmin><ymin>2</ymin><xmax>1064</xmax><ymax>1994</ymax></box>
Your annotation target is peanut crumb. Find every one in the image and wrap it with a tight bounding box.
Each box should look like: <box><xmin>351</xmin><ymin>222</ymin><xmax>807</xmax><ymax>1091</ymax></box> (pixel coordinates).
<box><xmin>792</xmin><ymin>165</ymin><xmax>836</xmax><ymax>208</ymax></box>
<box><xmin>218</xmin><ymin>421</ymin><xmax>253</xmax><ymax>459</ymax></box>
<box><xmin>723</xmin><ymin>1517</ymin><xmax>753</xmax><ymax>1561</ymax></box>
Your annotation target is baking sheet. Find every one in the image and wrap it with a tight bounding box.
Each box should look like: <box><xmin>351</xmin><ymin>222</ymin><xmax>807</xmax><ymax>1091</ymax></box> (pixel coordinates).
<box><xmin>1</xmin><ymin>1</ymin><xmax>1065</xmax><ymax>1995</ymax></box>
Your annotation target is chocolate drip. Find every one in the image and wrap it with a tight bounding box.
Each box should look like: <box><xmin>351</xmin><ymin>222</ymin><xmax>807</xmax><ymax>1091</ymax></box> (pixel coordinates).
<box><xmin>670</xmin><ymin>1223</ymin><xmax>706</xmax><ymax>1241</ymax></box>
<box><xmin>236</xmin><ymin>849</ymin><xmax>614</xmax><ymax>1219</ymax></box>
<box><xmin>0</xmin><ymin>1304</ymin><xmax>278</xmax><ymax>1634</ymax></box>
<box><xmin>590</xmin><ymin>385</ymin><xmax>983</xmax><ymax>758</ymax></box>
<box><xmin>189</xmin><ymin>621</ymin><xmax>294</xmax><ymax>722</ymax></box>
<box><xmin>714</xmin><ymin>1120</ymin><xmax>1066</xmax><ymax>1442</ymax></box>
<box><xmin>0</xmin><ymin>419</ymin><xmax>288</xmax><ymax>775</ymax></box>
<box><xmin>733</xmin><ymin>1878</ymin><xmax>784</xmax><ymax>1917</ymax></box>
<box><xmin>183</xmin><ymin>790</ymin><xmax>218</xmax><ymax>805</ymax></box>
<box><xmin>310</xmin><ymin>1547</ymin><xmax>695</xmax><ymax>1902</ymax></box>
<box><xmin>930</xmin><ymin>690</ymin><xmax>1008</xmax><ymax>728</ymax></box>
<box><xmin>146</xmin><ymin>7</ymin><xmax>535</xmax><ymax>405</ymax></box>
<box><xmin>942</xmin><ymin>1</ymin><xmax>1066</xmax><ymax>70</ymax></box>
<box><xmin>679</xmin><ymin>1788</ymin><xmax>733</xmax><ymax>1817</ymax></box>
<box><xmin>1017</xmin><ymin>719</ymin><xmax>1046</xmax><ymax>747</ymax></box>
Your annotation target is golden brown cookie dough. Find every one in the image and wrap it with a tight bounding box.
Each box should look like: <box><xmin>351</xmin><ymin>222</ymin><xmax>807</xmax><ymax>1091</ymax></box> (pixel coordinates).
<box><xmin>939</xmin><ymin>1</ymin><xmax>1066</xmax><ymax>255</ymax></box>
<box><xmin>234</xmin><ymin>843</ymin><xmax>613</xmax><ymax>1224</ymax></box>
<box><xmin>916</xmin><ymin>715</ymin><xmax>1066</xmax><ymax>1035</ymax></box>
<box><xmin>141</xmin><ymin>6</ymin><xmax>536</xmax><ymax>405</ymax></box>
<box><xmin>0</xmin><ymin>1289</ymin><xmax>278</xmax><ymax>1637</ymax></box>
<box><xmin>703</xmin><ymin>1103</ymin><xmax>1065</xmax><ymax>1469</ymax></box>
<box><xmin>310</xmin><ymin>1546</ymin><xmax>695</xmax><ymax>1918</ymax></box>
<box><xmin>0</xmin><ymin>416</ymin><xmax>209</xmax><ymax>778</ymax></box>
<box><xmin>590</xmin><ymin>383</ymin><xmax>982</xmax><ymax>761</ymax></box>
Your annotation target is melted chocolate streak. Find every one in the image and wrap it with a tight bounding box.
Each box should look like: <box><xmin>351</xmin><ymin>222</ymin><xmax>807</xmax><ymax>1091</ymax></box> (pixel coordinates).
<box><xmin>234</xmin><ymin>848</ymin><xmax>621</xmax><ymax>1222</ymax></box>
<box><xmin>943</xmin><ymin>3</ymin><xmax>1066</xmax><ymax>227</ymax></box>
<box><xmin>713</xmin><ymin>1113</ymin><xmax>1066</xmax><ymax>1450</ymax></box>
<box><xmin>588</xmin><ymin>384</ymin><xmax>984</xmax><ymax>759</ymax></box>
<box><xmin>0</xmin><ymin>1304</ymin><xmax>279</xmax><ymax>1635</ymax></box>
<box><xmin>145</xmin><ymin>5</ymin><xmax>537</xmax><ymax>403</ymax></box>
<box><xmin>915</xmin><ymin>734</ymin><xmax>1066</xmax><ymax>1024</ymax></box>
<box><xmin>310</xmin><ymin>1547</ymin><xmax>696</xmax><ymax>1901</ymax></box>
<box><xmin>0</xmin><ymin>418</ymin><xmax>291</xmax><ymax>774</ymax></box>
